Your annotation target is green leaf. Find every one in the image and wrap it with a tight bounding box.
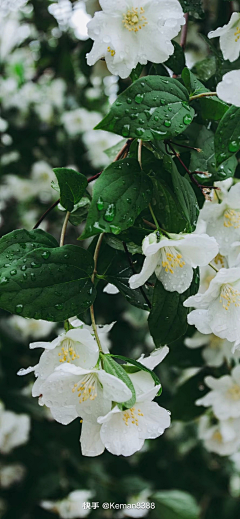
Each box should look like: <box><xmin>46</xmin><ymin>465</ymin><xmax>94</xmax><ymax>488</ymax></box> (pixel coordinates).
<box><xmin>182</xmin><ymin>68</ymin><xmax>228</xmax><ymax>121</ymax></box>
<box><xmin>108</xmin><ymin>354</ymin><xmax>162</xmax><ymax>395</ymax></box>
<box><xmin>95</xmin><ymin>76</ymin><xmax>195</xmax><ymax>141</ymax></box>
<box><xmin>170</xmin><ymin>161</ymin><xmax>199</xmax><ymax>231</ymax></box>
<box><xmin>169</xmin><ymin>370</ymin><xmax>208</xmax><ymax>422</ymax></box>
<box><xmin>148</xmin><ymin>273</ymin><xmax>199</xmax><ymax>346</ymax></box>
<box><xmin>152</xmin><ymin>177</ymin><xmax>188</xmax><ymax>234</ymax></box>
<box><xmin>215</xmin><ymin>105</ymin><xmax>240</xmax><ymax>166</ymax></box>
<box><xmin>179</xmin><ymin>0</ymin><xmax>204</xmax><ymax>16</ymax></box>
<box><xmin>130</xmin><ymin>63</ymin><xmax>144</xmax><ymax>83</ymax></box>
<box><xmin>100</xmin><ymin>354</ymin><xmax>136</xmax><ymax>409</ymax></box>
<box><xmin>69</xmin><ymin>197</ymin><xmax>91</xmax><ymax>226</ymax></box>
<box><xmin>80</xmin><ymin>158</ymin><xmax>152</xmax><ymax>240</ymax></box>
<box><xmin>53</xmin><ymin>167</ymin><xmax>88</xmax><ymax>212</ymax></box>
<box><xmin>0</xmin><ymin>245</ymin><xmax>96</xmax><ymax>321</ymax></box>
<box><xmin>105</xmin><ymin>250</ymin><xmax>153</xmax><ymax>311</ymax></box>
<box><xmin>0</xmin><ymin>229</ymin><xmax>58</xmax><ymax>270</ymax></box>
<box><xmin>165</xmin><ymin>42</ymin><xmax>186</xmax><ymax>76</ymax></box>
<box><xmin>152</xmin><ymin>490</ymin><xmax>200</xmax><ymax>519</ymax></box>
<box><xmin>190</xmin><ymin>126</ymin><xmax>237</xmax><ymax>182</ymax></box>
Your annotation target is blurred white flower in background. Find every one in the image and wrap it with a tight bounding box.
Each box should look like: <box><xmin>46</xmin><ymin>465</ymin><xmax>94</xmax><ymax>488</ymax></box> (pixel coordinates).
<box><xmin>216</xmin><ymin>70</ymin><xmax>240</xmax><ymax>107</ymax></box>
<box><xmin>185</xmin><ymin>331</ymin><xmax>240</xmax><ymax>368</ymax></box>
<box><xmin>196</xmin><ymin>366</ymin><xmax>240</xmax><ymax>420</ymax></box>
<box><xmin>7</xmin><ymin>316</ymin><xmax>56</xmax><ymax>341</ymax></box>
<box><xmin>82</xmin><ymin>129</ymin><xmax>123</xmax><ymax>168</ymax></box>
<box><xmin>0</xmin><ymin>403</ymin><xmax>30</xmax><ymax>455</ymax></box>
<box><xmin>0</xmin><ymin>10</ymin><xmax>31</xmax><ymax>62</ymax></box>
<box><xmin>0</xmin><ymin>464</ymin><xmax>26</xmax><ymax>489</ymax></box>
<box><xmin>61</xmin><ymin>108</ymin><xmax>101</xmax><ymax>136</ymax></box>
<box><xmin>198</xmin><ymin>415</ymin><xmax>240</xmax><ymax>456</ymax></box>
<box><xmin>41</xmin><ymin>490</ymin><xmax>94</xmax><ymax>518</ymax></box>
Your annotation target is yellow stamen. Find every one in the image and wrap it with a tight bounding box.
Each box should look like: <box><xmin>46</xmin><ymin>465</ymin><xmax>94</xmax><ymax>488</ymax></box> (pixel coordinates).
<box><xmin>220</xmin><ymin>284</ymin><xmax>240</xmax><ymax>310</ymax></box>
<box><xmin>227</xmin><ymin>384</ymin><xmax>240</xmax><ymax>401</ymax></box>
<box><xmin>223</xmin><ymin>209</ymin><xmax>240</xmax><ymax>228</ymax></box>
<box><xmin>58</xmin><ymin>339</ymin><xmax>80</xmax><ymax>364</ymax></box>
<box><xmin>122</xmin><ymin>7</ymin><xmax>147</xmax><ymax>33</ymax></box>
<box><xmin>234</xmin><ymin>26</ymin><xmax>240</xmax><ymax>42</ymax></box>
<box><xmin>161</xmin><ymin>247</ymin><xmax>185</xmax><ymax>274</ymax></box>
<box><xmin>122</xmin><ymin>406</ymin><xmax>143</xmax><ymax>426</ymax></box>
<box><xmin>107</xmin><ymin>46</ymin><xmax>115</xmax><ymax>57</ymax></box>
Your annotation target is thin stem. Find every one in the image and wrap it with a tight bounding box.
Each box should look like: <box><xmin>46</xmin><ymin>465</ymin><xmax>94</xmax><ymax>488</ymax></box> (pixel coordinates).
<box><xmin>60</xmin><ymin>211</ymin><xmax>70</xmax><ymax>247</ymax></box>
<box><xmin>149</xmin><ymin>203</ymin><xmax>160</xmax><ymax>230</ymax></box>
<box><xmin>90</xmin><ymin>233</ymin><xmax>104</xmax><ymax>352</ymax></box>
<box><xmin>142</xmin><ymin>218</ymin><xmax>157</xmax><ymax>230</ymax></box>
<box><xmin>138</xmin><ymin>139</ymin><xmax>143</xmax><ymax>168</ymax></box>
<box><xmin>170</xmin><ymin>141</ymin><xmax>202</xmax><ymax>153</ymax></box>
<box><xmin>33</xmin><ymin>199</ymin><xmax>60</xmax><ymax>229</ymax></box>
<box><xmin>114</xmin><ymin>138</ymin><xmax>134</xmax><ymax>162</ymax></box>
<box><xmin>209</xmin><ymin>262</ymin><xmax>219</xmax><ymax>273</ymax></box>
<box><xmin>122</xmin><ymin>242</ymin><xmax>152</xmax><ymax>308</ymax></box>
<box><xmin>189</xmin><ymin>92</ymin><xmax>217</xmax><ymax>101</ymax></box>
<box><xmin>180</xmin><ymin>13</ymin><xmax>189</xmax><ymax>50</ymax></box>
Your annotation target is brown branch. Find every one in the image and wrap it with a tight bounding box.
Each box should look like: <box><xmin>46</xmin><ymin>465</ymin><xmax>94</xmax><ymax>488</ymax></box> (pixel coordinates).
<box><xmin>33</xmin><ymin>199</ymin><xmax>60</xmax><ymax>229</ymax></box>
<box><xmin>180</xmin><ymin>13</ymin><xmax>189</xmax><ymax>50</ymax></box>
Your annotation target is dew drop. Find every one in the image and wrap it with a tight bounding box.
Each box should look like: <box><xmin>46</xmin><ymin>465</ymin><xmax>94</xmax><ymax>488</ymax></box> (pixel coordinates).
<box><xmin>10</xmin><ymin>269</ymin><xmax>17</xmax><ymax>276</ymax></box>
<box><xmin>0</xmin><ymin>277</ymin><xmax>9</xmax><ymax>285</ymax></box>
<box><xmin>164</xmin><ymin>120</ymin><xmax>172</xmax><ymax>127</ymax></box>
<box><xmin>15</xmin><ymin>304</ymin><xmax>24</xmax><ymax>314</ymax></box>
<box><xmin>122</xmin><ymin>124</ymin><xmax>130</xmax><ymax>137</ymax></box>
<box><xmin>183</xmin><ymin>114</ymin><xmax>192</xmax><ymax>125</ymax></box>
<box><xmin>109</xmin><ymin>225</ymin><xmax>121</xmax><ymax>234</ymax></box>
<box><xmin>31</xmin><ymin>261</ymin><xmax>41</xmax><ymax>269</ymax></box>
<box><xmin>97</xmin><ymin>196</ymin><xmax>104</xmax><ymax>211</ymax></box>
<box><xmin>228</xmin><ymin>140</ymin><xmax>239</xmax><ymax>153</ymax></box>
<box><xmin>135</xmin><ymin>93</ymin><xmax>144</xmax><ymax>104</ymax></box>
<box><xmin>55</xmin><ymin>303</ymin><xmax>63</xmax><ymax>310</ymax></box>
<box><xmin>42</xmin><ymin>251</ymin><xmax>51</xmax><ymax>260</ymax></box>
<box><xmin>127</xmin><ymin>98</ymin><xmax>132</xmax><ymax>104</ymax></box>
<box><xmin>135</xmin><ymin>127</ymin><xmax>144</xmax><ymax>136</ymax></box>
<box><xmin>104</xmin><ymin>203</ymin><xmax>116</xmax><ymax>222</ymax></box>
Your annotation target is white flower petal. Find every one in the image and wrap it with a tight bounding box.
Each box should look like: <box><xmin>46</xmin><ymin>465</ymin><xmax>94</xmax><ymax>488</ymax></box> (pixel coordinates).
<box><xmin>156</xmin><ymin>259</ymin><xmax>193</xmax><ymax>293</ymax></box>
<box><xmin>98</xmin><ymin>371</ymin><xmax>132</xmax><ymax>403</ymax></box>
<box><xmin>103</xmin><ymin>283</ymin><xmax>119</xmax><ymax>294</ymax></box>
<box><xmin>80</xmin><ymin>420</ymin><xmax>105</xmax><ymax>457</ymax></box>
<box><xmin>217</xmin><ymin>70</ymin><xmax>240</xmax><ymax>107</ymax></box>
<box><xmin>137</xmin><ymin>346</ymin><xmax>169</xmax><ymax>369</ymax></box>
<box><xmin>50</xmin><ymin>405</ymin><xmax>78</xmax><ymax>425</ymax></box>
<box><xmin>129</xmin><ymin>254</ymin><xmax>159</xmax><ymax>289</ymax></box>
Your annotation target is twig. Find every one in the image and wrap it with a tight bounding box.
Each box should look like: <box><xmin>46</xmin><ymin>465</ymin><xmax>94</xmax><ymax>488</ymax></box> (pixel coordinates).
<box><xmin>180</xmin><ymin>13</ymin><xmax>189</xmax><ymax>50</ymax></box>
<box><xmin>33</xmin><ymin>199</ymin><xmax>60</xmax><ymax>229</ymax></box>
<box><xmin>122</xmin><ymin>242</ymin><xmax>152</xmax><ymax>309</ymax></box>
<box><xmin>189</xmin><ymin>92</ymin><xmax>217</xmax><ymax>101</ymax></box>
<box><xmin>169</xmin><ymin>141</ymin><xmax>202</xmax><ymax>152</ymax></box>
<box><xmin>114</xmin><ymin>138</ymin><xmax>133</xmax><ymax>162</ymax></box>
<box><xmin>209</xmin><ymin>262</ymin><xmax>219</xmax><ymax>273</ymax></box>
<box><xmin>142</xmin><ymin>219</ymin><xmax>157</xmax><ymax>230</ymax></box>
<box><xmin>60</xmin><ymin>211</ymin><xmax>70</xmax><ymax>247</ymax></box>
<box><xmin>90</xmin><ymin>233</ymin><xmax>104</xmax><ymax>351</ymax></box>
<box><xmin>138</xmin><ymin>139</ymin><xmax>143</xmax><ymax>168</ymax></box>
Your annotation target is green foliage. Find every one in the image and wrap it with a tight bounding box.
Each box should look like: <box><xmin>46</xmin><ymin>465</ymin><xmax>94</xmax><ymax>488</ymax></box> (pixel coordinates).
<box><xmin>80</xmin><ymin>158</ymin><xmax>152</xmax><ymax>239</ymax></box>
<box><xmin>0</xmin><ymin>229</ymin><xmax>58</xmax><ymax>269</ymax></box>
<box><xmin>153</xmin><ymin>490</ymin><xmax>201</xmax><ymax>519</ymax></box>
<box><xmin>100</xmin><ymin>354</ymin><xmax>136</xmax><ymax>409</ymax></box>
<box><xmin>109</xmin><ymin>354</ymin><xmax>162</xmax><ymax>394</ymax></box>
<box><xmin>0</xmin><ymin>242</ymin><xmax>96</xmax><ymax>321</ymax></box>
<box><xmin>169</xmin><ymin>370</ymin><xmax>208</xmax><ymax>421</ymax></box>
<box><xmin>190</xmin><ymin>126</ymin><xmax>237</xmax><ymax>183</ymax></box>
<box><xmin>182</xmin><ymin>68</ymin><xmax>228</xmax><ymax>120</ymax></box>
<box><xmin>215</xmin><ymin>105</ymin><xmax>240</xmax><ymax>166</ymax></box>
<box><xmin>148</xmin><ymin>271</ymin><xmax>199</xmax><ymax>347</ymax></box>
<box><xmin>165</xmin><ymin>42</ymin><xmax>186</xmax><ymax>76</ymax></box>
<box><xmin>95</xmin><ymin>76</ymin><xmax>195</xmax><ymax>141</ymax></box>
<box><xmin>53</xmin><ymin>167</ymin><xmax>88</xmax><ymax>212</ymax></box>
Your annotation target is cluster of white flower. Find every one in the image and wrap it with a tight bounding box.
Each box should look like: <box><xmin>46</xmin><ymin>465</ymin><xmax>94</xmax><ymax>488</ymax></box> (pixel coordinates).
<box><xmin>0</xmin><ymin>402</ymin><xmax>30</xmax><ymax>455</ymax></box>
<box><xmin>19</xmin><ymin>319</ymin><xmax>170</xmax><ymax>457</ymax></box>
<box><xmin>209</xmin><ymin>12</ymin><xmax>240</xmax><ymax>106</ymax></box>
<box><xmin>41</xmin><ymin>489</ymin><xmax>93</xmax><ymax>519</ymax></box>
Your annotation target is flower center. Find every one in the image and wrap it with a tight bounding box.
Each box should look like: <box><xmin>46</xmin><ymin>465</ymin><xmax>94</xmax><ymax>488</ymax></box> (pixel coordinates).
<box><xmin>214</xmin><ymin>253</ymin><xmax>225</xmax><ymax>267</ymax></box>
<box><xmin>122</xmin><ymin>407</ymin><xmax>144</xmax><ymax>426</ymax></box>
<box><xmin>58</xmin><ymin>339</ymin><xmax>80</xmax><ymax>363</ymax></box>
<box><xmin>223</xmin><ymin>209</ymin><xmax>240</xmax><ymax>228</ymax></box>
<box><xmin>212</xmin><ymin>431</ymin><xmax>223</xmax><ymax>443</ymax></box>
<box><xmin>107</xmin><ymin>46</ymin><xmax>115</xmax><ymax>57</ymax></box>
<box><xmin>209</xmin><ymin>336</ymin><xmax>223</xmax><ymax>350</ymax></box>
<box><xmin>161</xmin><ymin>247</ymin><xmax>185</xmax><ymax>274</ymax></box>
<box><xmin>122</xmin><ymin>7</ymin><xmax>147</xmax><ymax>32</ymax></box>
<box><xmin>227</xmin><ymin>384</ymin><xmax>240</xmax><ymax>401</ymax></box>
<box><xmin>220</xmin><ymin>284</ymin><xmax>240</xmax><ymax>310</ymax></box>
<box><xmin>234</xmin><ymin>26</ymin><xmax>240</xmax><ymax>42</ymax></box>
<box><xmin>72</xmin><ymin>374</ymin><xmax>98</xmax><ymax>403</ymax></box>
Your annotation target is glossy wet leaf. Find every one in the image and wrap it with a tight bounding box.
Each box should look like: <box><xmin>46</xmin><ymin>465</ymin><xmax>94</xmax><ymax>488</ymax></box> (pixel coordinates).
<box><xmin>0</xmin><ymin>245</ymin><xmax>96</xmax><ymax>321</ymax></box>
<box><xmin>100</xmin><ymin>354</ymin><xmax>136</xmax><ymax>409</ymax></box>
<box><xmin>0</xmin><ymin>229</ymin><xmax>58</xmax><ymax>270</ymax></box>
<box><xmin>215</xmin><ymin>106</ymin><xmax>240</xmax><ymax>166</ymax></box>
<box><xmin>53</xmin><ymin>167</ymin><xmax>88</xmax><ymax>212</ymax></box>
<box><xmin>153</xmin><ymin>490</ymin><xmax>201</xmax><ymax>519</ymax></box>
<box><xmin>95</xmin><ymin>76</ymin><xmax>194</xmax><ymax>141</ymax></box>
<box><xmin>80</xmin><ymin>158</ymin><xmax>152</xmax><ymax>240</ymax></box>
<box><xmin>182</xmin><ymin>68</ymin><xmax>228</xmax><ymax>121</ymax></box>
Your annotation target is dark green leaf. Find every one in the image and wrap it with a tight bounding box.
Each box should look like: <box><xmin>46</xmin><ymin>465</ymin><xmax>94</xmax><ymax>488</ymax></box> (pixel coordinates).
<box><xmin>80</xmin><ymin>158</ymin><xmax>152</xmax><ymax>240</ymax></box>
<box><xmin>169</xmin><ymin>370</ymin><xmax>208</xmax><ymax>422</ymax></box>
<box><xmin>179</xmin><ymin>0</ymin><xmax>204</xmax><ymax>16</ymax></box>
<box><xmin>148</xmin><ymin>272</ymin><xmax>199</xmax><ymax>346</ymax></box>
<box><xmin>53</xmin><ymin>167</ymin><xmax>88</xmax><ymax>212</ymax></box>
<box><xmin>0</xmin><ymin>229</ymin><xmax>58</xmax><ymax>270</ymax></box>
<box><xmin>0</xmin><ymin>245</ymin><xmax>96</xmax><ymax>321</ymax></box>
<box><xmin>170</xmin><ymin>161</ymin><xmax>199</xmax><ymax>231</ymax></box>
<box><xmin>152</xmin><ymin>490</ymin><xmax>200</xmax><ymax>519</ymax></box>
<box><xmin>69</xmin><ymin>197</ymin><xmax>91</xmax><ymax>226</ymax></box>
<box><xmin>100</xmin><ymin>354</ymin><xmax>136</xmax><ymax>409</ymax></box>
<box><xmin>108</xmin><ymin>354</ymin><xmax>162</xmax><ymax>394</ymax></box>
<box><xmin>190</xmin><ymin>126</ymin><xmax>237</xmax><ymax>182</ymax></box>
<box><xmin>182</xmin><ymin>68</ymin><xmax>228</xmax><ymax>120</ymax></box>
<box><xmin>130</xmin><ymin>63</ymin><xmax>144</xmax><ymax>83</ymax></box>
<box><xmin>152</xmin><ymin>177</ymin><xmax>188</xmax><ymax>233</ymax></box>
<box><xmin>95</xmin><ymin>76</ymin><xmax>194</xmax><ymax>141</ymax></box>
<box><xmin>165</xmin><ymin>42</ymin><xmax>186</xmax><ymax>76</ymax></box>
<box><xmin>215</xmin><ymin>105</ymin><xmax>240</xmax><ymax>166</ymax></box>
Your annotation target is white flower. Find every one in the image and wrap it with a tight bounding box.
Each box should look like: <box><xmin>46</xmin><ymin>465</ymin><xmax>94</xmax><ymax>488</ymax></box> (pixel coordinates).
<box><xmin>0</xmin><ymin>464</ymin><xmax>26</xmax><ymax>489</ymax></box>
<box><xmin>185</xmin><ymin>331</ymin><xmax>239</xmax><ymax>367</ymax></box>
<box><xmin>7</xmin><ymin>316</ymin><xmax>55</xmax><ymax>341</ymax></box>
<box><xmin>86</xmin><ymin>0</ymin><xmax>185</xmax><ymax>79</ymax></box>
<box><xmin>208</xmin><ymin>12</ymin><xmax>240</xmax><ymax>62</ymax></box>
<box><xmin>61</xmin><ymin>108</ymin><xmax>101</xmax><ymax>136</ymax></box>
<box><xmin>199</xmin><ymin>182</ymin><xmax>240</xmax><ymax>256</ymax></box>
<box><xmin>69</xmin><ymin>318</ymin><xmax>116</xmax><ymax>354</ymax></box>
<box><xmin>184</xmin><ymin>267</ymin><xmax>240</xmax><ymax>348</ymax></box>
<box><xmin>123</xmin><ymin>490</ymin><xmax>151</xmax><ymax>517</ymax></box>
<box><xmin>103</xmin><ymin>283</ymin><xmax>120</xmax><ymax>295</ymax></box>
<box><xmin>216</xmin><ymin>70</ymin><xmax>240</xmax><ymax>107</ymax></box>
<box><xmin>97</xmin><ymin>384</ymin><xmax>170</xmax><ymax>456</ymax></box>
<box><xmin>82</xmin><ymin>129</ymin><xmax>122</xmax><ymax>168</ymax></box>
<box><xmin>129</xmin><ymin>231</ymin><xmax>219</xmax><ymax>294</ymax></box>
<box><xmin>40</xmin><ymin>363</ymin><xmax>132</xmax><ymax>426</ymax></box>
<box><xmin>18</xmin><ymin>328</ymin><xmax>100</xmax><ymax>423</ymax></box>
<box><xmin>198</xmin><ymin>415</ymin><xmax>240</xmax><ymax>456</ymax></box>
<box><xmin>41</xmin><ymin>490</ymin><xmax>93</xmax><ymax>519</ymax></box>
<box><xmin>0</xmin><ymin>117</ymin><xmax>8</xmax><ymax>132</ymax></box>
<box><xmin>199</xmin><ymin>254</ymin><xmax>228</xmax><ymax>294</ymax></box>
<box><xmin>0</xmin><ymin>403</ymin><xmax>30</xmax><ymax>454</ymax></box>
<box><xmin>196</xmin><ymin>365</ymin><xmax>240</xmax><ymax>420</ymax></box>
